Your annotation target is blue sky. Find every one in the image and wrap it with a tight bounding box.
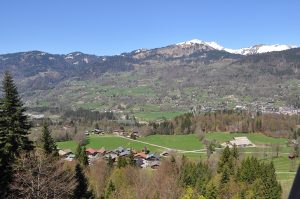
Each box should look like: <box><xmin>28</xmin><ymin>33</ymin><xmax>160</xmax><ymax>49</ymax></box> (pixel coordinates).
<box><xmin>1</xmin><ymin>0</ymin><xmax>299</xmax><ymax>55</ymax></box>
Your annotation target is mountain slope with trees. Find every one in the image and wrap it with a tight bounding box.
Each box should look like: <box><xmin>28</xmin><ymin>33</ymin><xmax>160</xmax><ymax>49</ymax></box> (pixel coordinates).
<box><xmin>0</xmin><ymin>45</ymin><xmax>299</xmax><ymax>111</ymax></box>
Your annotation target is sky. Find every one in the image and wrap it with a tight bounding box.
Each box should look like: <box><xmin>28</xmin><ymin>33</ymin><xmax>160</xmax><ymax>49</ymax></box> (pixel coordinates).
<box><xmin>1</xmin><ymin>0</ymin><xmax>299</xmax><ymax>55</ymax></box>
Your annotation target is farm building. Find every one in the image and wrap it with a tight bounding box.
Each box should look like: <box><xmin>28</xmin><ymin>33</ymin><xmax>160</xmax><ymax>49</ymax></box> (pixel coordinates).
<box><xmin>58</xmin><ymin>149</ymin><xmax>73</xmax><ymax>156</ymax></box>
<box><xmin>222</xmin><ymin>136</ymin><xmax>255</xmax><ymax>148</ymax></box>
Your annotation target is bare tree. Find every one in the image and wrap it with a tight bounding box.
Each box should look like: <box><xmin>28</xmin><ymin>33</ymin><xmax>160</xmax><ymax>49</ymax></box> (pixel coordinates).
<box><xmin>74</xmin><ymin>132</ymin><xmax>87</xmax><ymax>146</ymax></box>
<box><xmin>88</xmin><ymin>159</ymin><xmax>111</xmax><ymax>198</ymax></box>
<box><xmin>271</xmin><ymin>143</ymin><xmax>280</xmax><ymax>158</ymax></box>
<box><xmin>8</xmin><ymin>150</ymin><xmax>76</xmax><ymax>199</ymax></box>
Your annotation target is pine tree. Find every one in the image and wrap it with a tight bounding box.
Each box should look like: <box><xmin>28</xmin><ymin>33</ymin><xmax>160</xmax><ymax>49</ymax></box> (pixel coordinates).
<box><xmin>75</xmin><ymin>145</ymin><xmax>89</xmax><ymax>166</ymax></box>
<box><xmin>80</xmin><ymin>146</ymin><xmax>89</xmax><ymax>166</ymax></box>
<box><xmin>220</xmin><ymin>165</ymin><xmax>230</xmax><ymax>185</ymax></box>
<box><xmin>231</xmin><ymin>144</ymin><xmax>239</xmax><ymax>160</ymax></box>
<box><xmin>128</xmin><ymin>151</ymin><xmax>135</xmax><ymax>166</ymax></box>
<box><xmin>74</xmin><ymin>164</ymin><xmax>92</xmax><ymax>199</ymax></box>
<box><xmin>107</xmin><ymin>155</ymin><xmax>114</xmax><ymax>168</ymax></box>
<box><xmin>205</xmin><ymin>183</ymin><xmax>217</xmax><ymax>199</ymax></box>
<box><xmin>105</xmin><ymin>180</ymin><xmax>115</xmax><ymax>199</ymax></box>
<box><xmin>117</xmin><ymin>156</ymin><xmax>127</xmax><ymax>168</ymax></box>
<box><xmin>0</xmin><ymin>72</ymin><xmax>33</xmax><ymax>196</ymax></box>
<box><xmin>75</xmin><ymin>144</ymin><xmax>82</xmax><ymax>159</ymax></box>
<box><xmin>262</xmin><ymin>162</ymin><xmax>282</xmax><ymax>199</ymax></box>
<box><xmin>0</xmin><ymin>98</ymin><xmax>11</xmax><ymax>196</ymax></box>
<box><xmin>251</xmin><ymin>178</ymin><xmax>266</xmax><ymax>199</ymax></box>
<box><xmin>217</xmin><ymin>146</ymin><xmax>231</xmax><ymax>173</ymax></box>
<box><xmin>1</xmin><ymin>72</ymin><xmax>33</xmax><ymax>152</ymax></box>
<box><xmin>41</xmin><ymin>123</ymin><xmax>57</xmax><ymax>155</ymax></box>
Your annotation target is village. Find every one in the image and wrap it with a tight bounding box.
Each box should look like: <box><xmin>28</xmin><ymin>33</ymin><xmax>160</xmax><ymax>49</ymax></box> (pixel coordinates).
<box><xmin>57</xmin><ymin>126</ymin><xmax>269</xmax><ymax>170</ymax></box>
<box><xmin>58</xmin><ymin>144</ymin><xmax>173</xmax><ymax>169</ymax></box>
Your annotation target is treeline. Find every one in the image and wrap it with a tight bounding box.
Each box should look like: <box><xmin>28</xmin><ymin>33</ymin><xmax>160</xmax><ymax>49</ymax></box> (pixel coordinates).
<box><xmin>63</xmin><ymin>108</ymin><xmax>116</xmax><ymax>123</ymax></box>
<box><xmin>149</xmin><ymin>111</ymin><xmax>299</xmax><ymax>137</ymax></box>
<box><xmin>83</xmin><ymin>146</ymin><xmax>281</xmax><ymax>199</ymax></box>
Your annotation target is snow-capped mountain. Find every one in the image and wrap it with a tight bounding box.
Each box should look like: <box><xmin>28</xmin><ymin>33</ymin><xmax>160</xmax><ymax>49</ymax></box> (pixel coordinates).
<box><xmin>176</xmin><ymin>39</ymin><xmax>225</xmax><ymax>51</ymax></box>
<box><xmin>176</xmin><ymin>39</ymin><xmax>297</xmax><ymax>55</ymax></box>
<box><xmin>226</xmin><ymin>44</ymin><xmax>298</xmax><ymax>55</ymax></box>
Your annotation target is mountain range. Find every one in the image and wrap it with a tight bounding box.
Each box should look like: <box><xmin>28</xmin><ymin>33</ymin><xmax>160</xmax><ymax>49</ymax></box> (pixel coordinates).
<box><xmin>0</xmin><ymin>39</ymin><xmax>299</xmax><ymax>112</ymax></box>
<box><xmin>175</xmin><ymin>39</ymin><xmax>297</xmax><ymax>55</ymax></box>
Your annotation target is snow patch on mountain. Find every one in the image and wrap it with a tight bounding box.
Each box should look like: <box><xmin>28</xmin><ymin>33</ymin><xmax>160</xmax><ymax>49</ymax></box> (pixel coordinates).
<box><xmin>227</xmin><ymin>44</ymin><xmax>298</xmax><ymax>55</ymax></box>
<box><xmin>176</xmin><ymin>39</ymin><xmax>225</xmax><ymax>50</ymax></box>
<box><xmin>176</xmin><ymin>39</ymin><xmax>297</xmax><ymax>55</ymax></box>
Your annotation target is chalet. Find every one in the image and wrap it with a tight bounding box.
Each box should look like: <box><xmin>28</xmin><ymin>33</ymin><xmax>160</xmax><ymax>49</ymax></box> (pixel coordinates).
<box><xmin>130</xmin><ymin>131</ymin><xmax>140</xmax><ymax>140</ymax></box>
<box><xmin>134</xmin><ymin>157</ymin><xmax>144</xmax><ymax>167</ymax></box>
<box><xmin>85</xmin><ymin>148</ymin><xmax>98</xmax><ymax>155</ymax></box>
<box><xmin>92</xmin><ymin>128</ymin><xmax>104</xmax><ymax>134</ymax></box>
<box><xmin>134</xmin><ymin>152</ymin><xmax>147</xmax><ymax>159</ymax></box>
<box><xmin>105</xmin><ymin>152</ymin><xmax>118</xmax><ymax>160</ymax></box>
<box><xmin>58</xmin><ymin>149</ymin><xmax>73</xmax><ymax>156</ymax></box>
<box><xmin>146</xmin><ymin>153</ymin><xmax>160</xmax><ymax>161</ymax></box>
<box><xmin>114</xmin><ymin>146</ymin><xmax>125</xmax><ymax>154</ymax></box>
<box><xmin>64</xmin><ymin>154</ymin><xmax>75</xmax><ymax>162</ymax></box>
<box><xmin>96</xmin><ymin>147</ymin><xmax>106</xmax><ymax>155</ymax></box>
<box><xmin>119</xmin><ymin>150</ymin><xmax>131</xmax><ymax>157</ymax></box>
<box><xmin>113</xmin><ymin>128</ymin><xmax>125</xmax><ymax>136</ymax></box>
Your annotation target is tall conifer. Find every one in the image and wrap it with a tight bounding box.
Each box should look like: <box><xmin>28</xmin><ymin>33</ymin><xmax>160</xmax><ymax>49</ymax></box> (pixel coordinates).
<box><xmin>0</xmin><ymin>72</ymin><xmax>33</xmax><ymax>196</ymax></box>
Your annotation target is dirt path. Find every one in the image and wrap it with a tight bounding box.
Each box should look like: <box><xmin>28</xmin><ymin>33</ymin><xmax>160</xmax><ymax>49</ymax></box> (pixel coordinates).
<box><xmin>118</xmin><ymin>136</ymin><xmax>207</xmax><ymax>153</ymax></box>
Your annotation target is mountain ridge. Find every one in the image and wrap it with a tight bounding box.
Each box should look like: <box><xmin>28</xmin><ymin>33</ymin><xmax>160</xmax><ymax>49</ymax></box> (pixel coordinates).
<box><xmin>0</xmin><ymin>43</ymin><xmax>299</xmax><ymax>111</ymax></box>
<box><xmin>175</xmin><ymin>39</ymin><xmax>297</xmax><ymax>55</ymax></box>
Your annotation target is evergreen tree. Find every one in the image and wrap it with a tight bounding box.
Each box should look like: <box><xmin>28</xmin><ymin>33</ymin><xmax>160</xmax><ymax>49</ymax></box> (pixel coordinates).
<box><xmin>107</xmin><ymin>155</ymin><xmax>114</xmax><ymax>168</ymax></box>
<box><xmin>261</xmin><ymin>162</ymin><xmax>282</xmax><ymax>199</ymax></box>
<box><xmin>80</xmin><ymin>146</ymin><xmax>89</xmax><ymax>166</ymax></box>
<box><xmin>75</xmin><ymin>145</ymin><xmax>88</xmax><ymax>166</ymax></box>
<box><xmin>0</xmin><ymin>72</ymin><xmax>33</xmax><ymax>196</ymax></box>
<box><xmin>74</xmin><ymin>164</ymin><xmax>92</xmax><ymax>199</ymax></box>
<box><xmin>1</xmin><ymin>72</ymin><xmax>33</xmax><ymax>152</ymax></box>
<box><xmin>128</xmin><ymin>151</ymin><xmax>135</xmax><ymax>166</ymax></box>
<box><xmin>117</xmin><ymin>156</ymin><xmax>127</xmax><ymax>168</ymax></box>
<box><xmin>217</xmin><ymin>146</ymin><xmax>231</xmax><ymax>173</ymax></box>
<box><xmin>0</xmin><ymin>99</ymin><xmax>11</xmax><ymax>196</ymax></box>
<box><xmin>105</xmin><ymin>180</ymin><xmax>115</xmax><ymax>199</ymax></box>
<box><xmin>41</xmin><ymin>123</ymin><xmax>57</xmax><ymax>155</ymax></box>
<box><xmin>231</xmin><ymin>144</ymin><xmax>239</xmax><ymax>160</ymax></box>
<box><xmin>237</xmin><ymin>157</ymin><xmax>261</xmax><ymax>183</ymax></box>
<box><xmin>251</xmin><ymin>178</ymin><xmax>266</xmax><ymax>199</ymax></box>
<box><xmin>205</xmin><ymin>183</ymin><xmax>217</xmax><ymax>199</ymax></box>
<box><xmin>220</xmin><ymin>165</ymin><xmax>230</xmax><ymax>185</ymax></box>
<box><xmin>75</xmin><ymin>144</ymin><xmax>82</xmax><ymax>159</ymax></box>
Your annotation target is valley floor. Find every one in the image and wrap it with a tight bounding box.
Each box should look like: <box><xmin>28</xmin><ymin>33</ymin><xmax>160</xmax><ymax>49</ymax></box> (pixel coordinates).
<box><xmin>57</xmin><ymin>132</ymin><xmax>299</xmax><ymax>198</ymax></box>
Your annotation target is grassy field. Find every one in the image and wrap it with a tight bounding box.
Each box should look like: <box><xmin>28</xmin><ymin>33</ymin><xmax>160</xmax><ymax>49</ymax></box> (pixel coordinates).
<box><xmin>206</xmin><ymin>132</ymin><xmax>287</xmax><ymax>145</ymax></box>
<box><xmin>138</xmin><ymin>134</ymin><xmax>204</xmax><ymax>151</ymax></box>
<box><xmin>57</xmin><ymin>135</ymin><xmax>163</xmax><ymax>153</ymax></box>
